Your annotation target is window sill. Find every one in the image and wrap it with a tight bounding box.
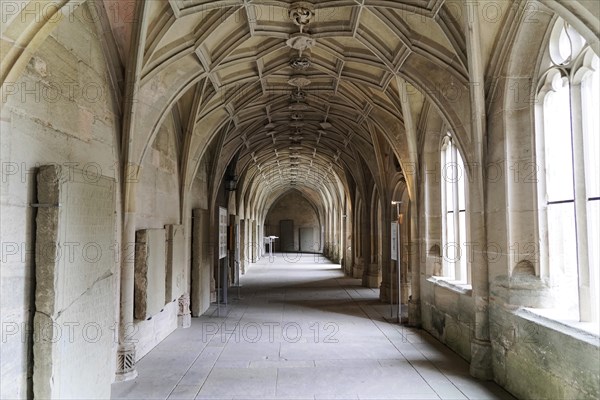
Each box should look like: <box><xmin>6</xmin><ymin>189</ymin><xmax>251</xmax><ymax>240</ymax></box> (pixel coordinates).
<box><xmin>516</xmin><ymin>307</ymin><xmax>600</xmax><ymax>345</ymax></box>
<box><xmin>427</xmin><ymin>276</ymin><xmax>472</xmax><ymax>295</ymax></box>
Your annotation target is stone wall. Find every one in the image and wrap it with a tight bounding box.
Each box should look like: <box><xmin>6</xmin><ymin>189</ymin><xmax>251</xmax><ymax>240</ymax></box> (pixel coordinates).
<box><xmin>481</xmin><ymin>6</ymin><xmax>600</xmax><ymax>398</ymax></box>
<box><xmin>264</xmin><ymin>190</ymin><xmax>320</xmax><ymax>252</ymax></box>
<box><xmin>135</xmin><ymin>117</ymin><xmax>180</xmax><ymax>227</ymax></box>
<box><xmin>490</xmin><ymin>305</ymin><xmax>599</xmax><ymax>399</ymax></box>
<box><xmin>420</xmin><ymin>279</ymin><xmax>474</xmax><ymax>361</ymax></box>
<box><xmin>130</xmin><ymin>114</ymin><xmax>181</xmax><ymax>361</ymax></box>
<box><xmin>415</xmin><ymin>8</ymin><xmax>600</xmax><ymax>397</ymax></box>
<box><xmin>0</xmin><ymin>5</ymin><xmax>120</xmax><ymax>398</ymax></box>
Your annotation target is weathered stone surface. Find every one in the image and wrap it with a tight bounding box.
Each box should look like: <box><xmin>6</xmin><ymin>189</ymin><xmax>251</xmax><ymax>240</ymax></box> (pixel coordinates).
<box><xmin>165</xmin><ymin>224</ymin><xmax>185</xmax><ymax>303</ymax></box>
<box><xmin>33</xmin><ymin>165</ymin><xmax>116</xmax><ymax>399</ymax></box>
<box><xmin>421</xmin><ymin>278</ymin><xmax>475</xmax><ymax>362</ymax></box>
<box><xmin>470</xmin><ymin>339</ymin><xmax>493</xmax><ymax>380</ymax></box>
<box><xmin>490</xmin><ymin>304</ymin><xmax>600</xmax><ymax>399</ymax></box>
<box><xmin>134</xmin><ymin>229</ymin><xmax>166</xmax><ymax>320</ymax></box>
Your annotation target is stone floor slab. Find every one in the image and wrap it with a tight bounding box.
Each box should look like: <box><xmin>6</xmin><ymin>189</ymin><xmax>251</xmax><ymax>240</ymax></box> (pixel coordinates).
<box><xmin>112</xmin><ymin>254</ymin><xmax>516</xmax><ymax>400</ymax></box>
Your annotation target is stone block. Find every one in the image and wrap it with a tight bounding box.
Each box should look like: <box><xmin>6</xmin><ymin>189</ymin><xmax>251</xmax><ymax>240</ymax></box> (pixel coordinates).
<box><xmin>33</xmin><ymin>165</ymin><xmax>116</xmax><ymax>399</ymax></box>
<box><xmin>165</xmin><ymin>224</ymin><xmax>185</xmax><ymax>303</ymax></box>
<box><xmin>433</xmin><ymin>284</ymin><xmax>460</xmax><ymax>316</ymax></box>
<box><xmin>135</xmin><ymin>229</ymin><xmax>166</xmax><ymax>320</ymax></box>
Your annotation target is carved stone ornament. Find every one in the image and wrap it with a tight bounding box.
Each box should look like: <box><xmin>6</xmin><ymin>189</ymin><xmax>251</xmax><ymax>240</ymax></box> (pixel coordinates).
<box><xmin>289</xmin><ymin>2</ymin><xmax>315</xmax><ymax>28</ymax></box>
<box><xmin>288</xmin><ymin>75</ymin><xmax>311</xmax><ymax>88</ymax></box>
<box><xmin>289</xmin><ymin>103</ymin><xmax>308</xmax><ymax>111</ymax></box>
<box><xmin>115</xmin><ymin>343</ymin><xmax>137</xmax><ymax>381</ymax></box>
<box><xmin>286</xmin><ymin>33</ymin><xmax>316</xmax><ymax>51</ymax></box>
<box><xmin>291</xmin><ymin>90</ymin><xmax>307</xmax><ymax>101</ymax></box>
<box><xmin>291</xmin><ymin>112</ymin><xmax>304</xmax><ymax>120</ymax></box>
<box><xmin>290</xmin><ymin>56</ymin><xmax>312</xmax><ymax>71</ymax></box>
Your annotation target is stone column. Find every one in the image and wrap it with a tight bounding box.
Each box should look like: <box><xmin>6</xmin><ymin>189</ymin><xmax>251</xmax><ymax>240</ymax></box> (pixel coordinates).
<box><xmin>353</xmin><ymin>205</ymin><xmax>363</xmax><ymax>278</ymax></box>
<box><xmin>408</xmin><ymin>201</ymin><xmax>421</xmax><ymax>326</ymax></box>
<box><xmin>239</xmin><ymin>219</ymin><xmax>246</xmax><ymax>274</ymax></box>
<box><xmin>115</xmin><ymin>0</ymin><xmax>148</xmax><ymax>380</ymax></box>
<box><xmin>379</xmin><ymin>201</ymin><xmax>392</xmax><ymax>302</ymax></box>
<box><xmin>116</xmin><ymin>165</ymin><xmax>139</xmax><ymax>382</ymax></box>
<box><xmin>191</xmin><ymin>209</ymin><xmax>210</xmax><ymax>316</ymax></box>
<box><xmin>464</xmin><ymin>1</ymin><xmax>492</xmax><ymax>380</ymax></box>
<box><xmin>250</xmin><ymin>220</ymin><xmax>256</xmax><ymax>262</ymax></box>
<box><xmin>361</xmin><ymin>205</ymin><xmax>377</xmax><ymax>288</ymax></box>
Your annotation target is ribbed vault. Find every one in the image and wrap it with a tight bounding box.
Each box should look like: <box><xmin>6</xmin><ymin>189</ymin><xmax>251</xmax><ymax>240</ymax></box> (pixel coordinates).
<box><xmin>124</xmin><ymin>0</ymin><xmax>477</xmax><ymax>218</ymax></box>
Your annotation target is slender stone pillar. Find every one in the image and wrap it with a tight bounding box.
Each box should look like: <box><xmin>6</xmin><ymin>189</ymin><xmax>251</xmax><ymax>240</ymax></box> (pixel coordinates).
<box><xmin>379</xmin><ymin>202</ymin><xmax>392</xmax><ymax>302</ymax></box>
<box><xmin>191</xmin><ymin>208</ymin><xmax>211</xmax><ymax>316</ymax></box>
<box><xmin>239</xmin><ymin>219</ymin><xmax>246</xmax><ymax>273</ymax></box>
<box><xmin>361</xmin><ymin>205</ymin><xmax>375</xmax><ymax>287</ymax></box>
<box><xmin>251</xmin><ymin>220</ymin><xmax>258</xmax><ymax>262</ymax></box>
<box><xmin>408</xmin><ymin>202</ymin><xmax>422</xmax><ymax>326</ymax></box>
<box><xmin>116</xmin><ymin>164</ymin><xmax>139</xmax><ymax>382</ymax></box>
<box><xmin>464</xmin><ymin>1</ymin><xmax>492</xmax><ymax>380</ymax></box>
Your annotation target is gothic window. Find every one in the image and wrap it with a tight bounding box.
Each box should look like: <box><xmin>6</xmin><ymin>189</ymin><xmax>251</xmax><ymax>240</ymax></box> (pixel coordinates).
<box><xmin>536</xmin><ymin>17</ymin><xmax>599</xmax><ymax>322</ymax></box>
<box><xmin>441</xmin><ymin>135</ymin><xmax>469</xmax><ymax>283</ymax></box>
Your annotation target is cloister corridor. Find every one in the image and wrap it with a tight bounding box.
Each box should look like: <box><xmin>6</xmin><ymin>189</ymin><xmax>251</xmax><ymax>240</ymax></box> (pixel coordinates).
<box><xmin>111</xmin><ymin>255</ymin><xmax>515</xmax><ymax>400</ymax></box>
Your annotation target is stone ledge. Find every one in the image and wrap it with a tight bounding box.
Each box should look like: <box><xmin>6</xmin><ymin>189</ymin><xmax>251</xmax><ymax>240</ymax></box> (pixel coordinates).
<box><xmin>515</xmin><ymin>307</ymin><xmax>600</xmax><ymax>346</ymax></box>
<box><xmin>427</xmin><ymin>276</ymin><xmax>473</xmax><ymax>296</ymax></box>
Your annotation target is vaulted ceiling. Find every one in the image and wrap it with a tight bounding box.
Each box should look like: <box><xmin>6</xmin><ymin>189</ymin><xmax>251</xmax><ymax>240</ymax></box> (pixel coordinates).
<box><xmin>124</xmin><ymin>0</ymin><xmax>475</xmax><ymax>214</ymax></box>
<box><xmin>2</xmin><ymin>1</ymin><xmax>598</xmax><ymax>217</ymax></box>
<box><xmin>3</xmin><ymin>0</ymin><xmax>551</xmax><ymax>218</ymax></box>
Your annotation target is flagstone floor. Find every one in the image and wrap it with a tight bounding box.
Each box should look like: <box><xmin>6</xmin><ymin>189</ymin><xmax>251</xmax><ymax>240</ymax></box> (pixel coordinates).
<box><xmin>111</xmin><ymin>254</ymin><xmax>516</xmax><ymax>400</ymax></box>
